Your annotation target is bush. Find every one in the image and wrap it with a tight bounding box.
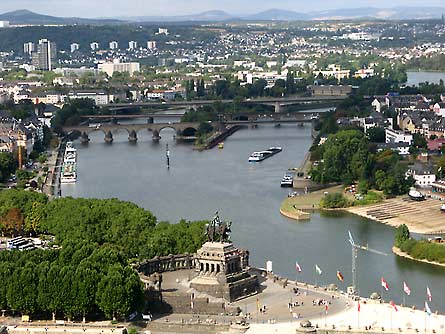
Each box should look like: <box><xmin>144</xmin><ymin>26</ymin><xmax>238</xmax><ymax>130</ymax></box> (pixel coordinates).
<box><xmin>320</xmin><ymin>193</ymin><xmax>350</xmax><ymax>209</ymax></box>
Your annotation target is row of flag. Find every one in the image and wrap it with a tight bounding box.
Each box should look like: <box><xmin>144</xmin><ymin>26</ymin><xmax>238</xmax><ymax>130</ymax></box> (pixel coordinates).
<box><xmin>356</xmin><ymin>300</ymin><xmax>433</xmax><ymax>316</ymax></box>
<box><xmin>382</xmin><ymin>277</ymin><xmax>432</xmax><ymax>301</ymax></box>
<box><xmin>295</xmin><ymin>262</ymin><xmax>434</xmax><ymax>304</ymax></box>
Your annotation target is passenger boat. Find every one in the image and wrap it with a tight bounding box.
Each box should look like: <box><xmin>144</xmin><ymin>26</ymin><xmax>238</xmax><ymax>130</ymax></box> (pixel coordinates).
<box><xmin>218</xmin><ymin>142</ymin><xmax>224</xmax><ymax>149</ymax></box>
<box><xmin>408</xmin><ymin>188</ymin><xmax>425</xmax><ymax>201</ymax></box>
<box><xmin>248</xmin><ymin>147</ymin><xmax>282</xmax><ymax>162</ymax></box>
<box><xmin>281</xmin><ymin>175</ymin><xmax>293</xmax><ymax>187</ymax></box>
<box><xmin>440</xmin><ymin>204</ymin><xmax>445</xmax><ymax>212</ymax></box>
<box><xmin>60</xmin><ymin>164</ymin><xmax>77</xmax><ymax>184</ymax></box>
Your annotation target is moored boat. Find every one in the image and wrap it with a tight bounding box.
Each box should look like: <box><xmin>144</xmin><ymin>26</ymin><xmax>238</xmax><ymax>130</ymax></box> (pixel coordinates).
<box><xmin>408</xmin><ymin>188</ymin><xmax>425</xmax><ymax>201</ymax></box>
<box><xmin>281</xmin><ymin>175</ymin><xmax>293</xmax><ymax>187</ymax></box>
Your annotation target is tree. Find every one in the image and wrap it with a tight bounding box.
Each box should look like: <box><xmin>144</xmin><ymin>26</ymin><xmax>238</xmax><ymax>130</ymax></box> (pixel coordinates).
<box><xmin>367</xmin><ymin>127</ymin><xmax>385</xmax><ymax>143</ymax></box>
<box><xmin>0</xmin><ymin>208</ymin><xmax>25</xmax><ymax>236</ymax></box>
<box><xmin>24</xmin><ymin>201</ymin><xmax>45</xmax><ymax>235</ymax></box>
<box><xmin>395</xmin><ymin>224</ymin><xmax>410</xmax><ymax>247</ymax></box>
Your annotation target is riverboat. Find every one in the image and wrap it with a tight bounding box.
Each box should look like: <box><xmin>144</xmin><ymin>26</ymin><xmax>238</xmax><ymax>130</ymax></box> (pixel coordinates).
<box><xmin>248</xmin><ymin>147</ymin><xmax>282</xmax><ymax>162</ymax></box>
<box><xmin>408</xmin><ymin>188</ymin><xmax>425</xmax><ymax>201</ymax></box>
<box><xmin>441</xmin><ymin>204</ymin><xmax>445</xmax><ymax>212</ymax></box>
<box><xmin>218</xmin><ymin>142</ymin><xmax>224</xmax><ymax>149</ymax></box>
<box><xmin>281</xmin><ymin>175</ymin><xmax>294</xmax><ymax>187</ymax></box>
<box><xmin>60</xmin><ymin>164</ymin><xmax>77</xmax><ymax>184</ymax></box>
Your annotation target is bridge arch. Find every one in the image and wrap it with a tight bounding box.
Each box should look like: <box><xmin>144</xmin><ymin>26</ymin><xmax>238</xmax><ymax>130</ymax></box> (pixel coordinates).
<box><xmin>232</xmin><ymin>115</ymin><xmax>249</xmax><ymax>121</ymax></box>
<box><xmin>181</xmin><ymin>127</ymin><xmax>198</xmax><ymax>137</ymax></box>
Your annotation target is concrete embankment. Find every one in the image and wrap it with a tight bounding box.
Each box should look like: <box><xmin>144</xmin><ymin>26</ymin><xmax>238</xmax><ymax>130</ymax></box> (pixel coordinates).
<box><xmin>196</xmin><ymin>125</ymin><xmax>245</xmax><ymax>150</ymax></box>
<box><xmin>392</xmin><ymin>246</ymin><xmax>445</xmax><ymax>268</ymax></box>
<box><xmin>5</xmin><ymin>326</ymin><xmax>125</xmax><ymax>334</ymax></box>
<box><xmin>42</xmin><ymin>142</ymin><xmax>64</xmax><ymax>199</ymax></box>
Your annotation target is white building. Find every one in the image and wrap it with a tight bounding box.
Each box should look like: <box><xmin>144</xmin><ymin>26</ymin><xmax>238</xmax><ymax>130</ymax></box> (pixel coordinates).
<box><xmin>90</xmin><ymin>42</ymin><xmax>99</xmax><ymax>51</ymax></box>
<box><xmin>158</xmin><ymin>28</ymin><xmax>169</xmax><ymax>35</ymax></box>
<box><xmin>70</xmin><ymin>43</ymin><xmax>80</xmax><ymax>53</ymax></box>
<box><xmin>23</xmin><ymin>42</ymin><xmax>35</xmax><ymax>56</ymax></box>
<box><xmin>385</xmin><ymin>128</ymin><xmax>413</xmax><ymax>145</ymax></box>
<box><xmin>314</xmin><ymin>64</ymin><xmax>350</xmax><ymax>81</ymax></box>
<box><xmin>0</xmin><ymin>21</ymin><xmax>10</xmax><ymax>28</ymax></box>
<box><xmin>109</xmin><ymin>41</ymin><xmax>119</xmax><ymax>50</ymax></box>
<box><xmin>68</xmin><ymin>91</ymin><xmax>112</xmax><ymax>105</ymax></box>
<box><xmin>147</xmin><ymin>41</ymin><xmax>157</xmax><ymax>50</ymax></box>
<box><xmin>355</xmin><ymin>68</ymin><xmax>375</xmax><ymax>79</ymax></box>
<box><xmin>98</xmin><ymin>60</ymin><xmax>140</xmax><ymax>77</ymax></box>
<box><xmin>128</xmin><ymin>41</ymin><xmax>138</xmax><ymax>50</ymax></box>
<box><xmin>406</xmin><ymin>164</ymin><xmax>436</xmax><ymax>187</ymax></box>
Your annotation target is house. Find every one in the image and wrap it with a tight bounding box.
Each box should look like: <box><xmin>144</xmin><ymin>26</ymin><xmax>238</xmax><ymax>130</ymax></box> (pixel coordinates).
<box><xmin>371</xmin><ymin>98</ymin><xmax>387</xmax><ymax>113</ymax></box>
<box><xmin>432</xmin><ymin>102</ymin><xmax>445</xmax><ymax>117</ymax></box>
<box><xmin>406</xmin><ymin>163</ymin><xmax>436</xmax><ymax>187</ymax></box>
<box><xmin>385</xmin><ymin>128</ymin><xmax>413</xmax><ymax>145</ymax></box>
<box><xmin>427</xmin><ymin>138</ymin><xmax>445</xmax><ymax>152</ymax></box>
<box><xmin>68</xmin><ymin>91</ymin><xmax>113</xmax><ymax>105</ymax></box>
<box><xmin>377</xmin><ymin>142</ymin><xmax>410</xmax><ymax>155</ymax></box>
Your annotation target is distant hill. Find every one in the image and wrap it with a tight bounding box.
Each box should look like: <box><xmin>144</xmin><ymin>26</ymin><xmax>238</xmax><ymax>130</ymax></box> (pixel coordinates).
<box><xmin>0</xmin><ymin>9</ymin><xmax>123</xmax><ymax>25</ymax></box>
<box><xmin>1</xmin><ymin>7</ymin><xmax>445</xmax><ymax>25</ymax></box>
<box><xmin>245</xmin><ymin>9</ymin><xmax>309</xmax><ymax>21</ymax></box>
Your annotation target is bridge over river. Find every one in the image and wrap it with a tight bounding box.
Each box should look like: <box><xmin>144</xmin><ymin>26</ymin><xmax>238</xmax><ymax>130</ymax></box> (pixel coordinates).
<box><xmin>63</xmin><ymin>111</ymin><xmax>319</xmax><ymax>143</ymax></box>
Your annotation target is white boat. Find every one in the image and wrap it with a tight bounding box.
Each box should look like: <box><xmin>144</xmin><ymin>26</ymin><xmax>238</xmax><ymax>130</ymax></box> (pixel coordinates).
<box><xmin>281</xmin><ymin>175</ymin><xmax>293</xmax><ymax>187</ymax></box>
<box><xmin>60</xmin><ymin>163</ymin><xmax>77</xmax><ymax>184</ymax></box>
<box><xmin>408</xmin><ymin>188</ymin><xmax>425</xmax><ymax>201</ymax></box>
<box><xmin>248</xmin><ymin>147</ymin><xmax>282</xmax><ymax>162</ymax></box>
<box><xmin>440</xmin><ymin>204</ymin><xmax>445</xmax><ymax>212</ymax></box>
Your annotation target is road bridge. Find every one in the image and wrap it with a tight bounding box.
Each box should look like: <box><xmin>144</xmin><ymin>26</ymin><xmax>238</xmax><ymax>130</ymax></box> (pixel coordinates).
<box><xmin>63</xmin><ymin>122</ymin><xmax>203</xmax><ymax>143</ymax></box>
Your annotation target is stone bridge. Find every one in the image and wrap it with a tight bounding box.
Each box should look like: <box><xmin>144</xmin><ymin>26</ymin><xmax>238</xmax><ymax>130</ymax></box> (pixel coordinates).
<box><xmin>63</xmin><ymin>122</ymin><xmax>206</xmax><ymax>143</ymax></box>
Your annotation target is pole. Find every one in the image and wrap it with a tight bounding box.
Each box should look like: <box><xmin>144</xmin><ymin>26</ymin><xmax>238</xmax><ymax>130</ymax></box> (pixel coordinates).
<box><xmin>166</xmin><ymin>143</ymin><xmax>170</xmax><ymax>169</ymax></box>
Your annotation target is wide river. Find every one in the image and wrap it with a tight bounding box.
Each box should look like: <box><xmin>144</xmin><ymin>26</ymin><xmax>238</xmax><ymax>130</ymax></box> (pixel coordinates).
<box><xmin>63</xmin><ymin>110</ymin><xmax>445</xmax><ymax>312</ymax></box>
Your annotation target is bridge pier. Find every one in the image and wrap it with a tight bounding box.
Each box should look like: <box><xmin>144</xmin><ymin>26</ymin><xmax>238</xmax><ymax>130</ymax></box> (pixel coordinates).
<box><xmin>152</xmin><ymin>130</ymin><xmax>161</xmax><ymax>142</ymax></box>
<box><xmin>274</xmin><ymin>102</ymin><xmax>281</xmax><ymax>113</ymax></box>
<box><xmin>147</xmin><ymin>117</ymin><xmax>154</xmax><ymax>124</ymax></box>
<box><xmin>80</xmin><ymin>132</ymin><xmax>90</xmax><ymax>144</ymax></box>
<box><xmin>104</xmin><ymin>130</ymin><xmax>113</xmax><ymax>143</ymax></box>
<box><xmin>128</xmin><ymin>130</ymin><xmax>137</xmax><ymax>142</ymax></box>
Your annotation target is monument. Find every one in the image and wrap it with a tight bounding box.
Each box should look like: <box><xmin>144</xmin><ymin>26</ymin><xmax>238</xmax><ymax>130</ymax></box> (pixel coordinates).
<box><xmin>189</xmin><ymin>212</ymin><xmax>259</xmax><ymax>302</ymax></box>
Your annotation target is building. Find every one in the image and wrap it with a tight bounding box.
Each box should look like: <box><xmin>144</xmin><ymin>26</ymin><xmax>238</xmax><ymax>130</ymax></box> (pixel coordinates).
<box><xmin>0</xmin><ymin>21</ymin><xmax>10</xmax><ymax>28</ymax></box>
<box><xmin>109</xmin><ymin>41</ymin><xmax>119</xmax><ymax>50</ymax></box>
<box><xmin>146</xmin><ymin>90</ymin><xmax>176</xmax><ymax>100</ymax></box>
<box><xmin>128</xmin><ymin>41</ymin><xmax>138</xmax><ymax>50</ymax></box>
<box><xmin>377</xmin><ymin>142</ymin><xmax>411</xmax><ymax>155</ymax></box>
<box><xmin>70</xmin><ymin>43</ymin><xmax>80</xmax><ymax>53</ymax></box>
<box><xmin>98</xmin><ymin>61</ymin><xmax>140</xmax><ymax>77</ymax></box>
<box><xmin>147</xmin><ymin>41</ymin><xmax>157</xmax><ymax>50</ymax></box>
<box><xmin>23</xmin><ymin>42</ymin><xmax>35</xmax><ymax>56</ymax></box>
<box><xmin>32</xmin><ymin>39</ymin><xmax>57</xmax><ymax>71</ymax></box>
<box><xmin>385</xmin><ymin>128</ymin><xmax>413</xmax><ymax>145</ymax></box>
<box><xmin>68</xmin><ymin>91</ymin><xmax>112</xmax><ymax>105</ymax></box>
<box><xmin>314</xmin><ymin>64</ymin><xmax>350</xmax><ymax>81</ymax></box>
<box><xmin>406</xmin><ymin>163</ymin><xmax>436</xmax><ymax>187</ymax></box>
<box><xmin>90</xmin><ymin>42</ymin><xmax>99</xmax><ymax>51</ymax></box>
<box><xmin>158</xmin><ymin>28</ymin><xmax>169</xmax><ymax>35</ymax></box>
<box><xmin>355</xmin><ymin>68</ymin><xmax>375</xmax><ymax>79</ymax></box>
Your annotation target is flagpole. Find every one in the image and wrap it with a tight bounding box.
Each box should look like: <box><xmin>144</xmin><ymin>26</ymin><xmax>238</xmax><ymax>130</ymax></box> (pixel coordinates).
<box><xmin>403</xmin><ymin>286</ymin><xmax>406</xmax><ymax>306</ymax></box>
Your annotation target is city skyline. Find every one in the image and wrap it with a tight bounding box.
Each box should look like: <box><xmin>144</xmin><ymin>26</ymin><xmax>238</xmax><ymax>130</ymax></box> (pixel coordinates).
<box><xmin>0</xmin><ymin>0</ymin><xmax>444</xmax><ymax>18</ymax></box>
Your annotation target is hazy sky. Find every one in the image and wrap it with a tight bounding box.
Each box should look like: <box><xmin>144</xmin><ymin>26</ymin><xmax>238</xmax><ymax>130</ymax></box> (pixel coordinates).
<box><xmin>1</xmin><ymin>0</ymin><xmax>444</xmax><ymax>17</ymax></box>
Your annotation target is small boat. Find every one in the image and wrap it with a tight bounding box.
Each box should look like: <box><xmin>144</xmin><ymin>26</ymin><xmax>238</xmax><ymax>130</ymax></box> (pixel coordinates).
<box><xmin>248</xmin><ymin>147</ymin><xmax>282</xmax><ymax>162</ymax></box>
<box><xmin>408</xmin><ymin>188</ymin><xmax>425</xmax><ymax>201</ymax></box>
<box><xmin>441</xmin><ymin>204</ymin><xmax>445</xmax><ymax>212</ymax></box>
<box><xmin>281</xmin><ymin>175</ymin><xmax>293</xmax><ymax>187</ymax></box>
<box><xmin>218</xmin><ymin>142</ymin><xmax>224</xmax><ymax>149</ymax></box>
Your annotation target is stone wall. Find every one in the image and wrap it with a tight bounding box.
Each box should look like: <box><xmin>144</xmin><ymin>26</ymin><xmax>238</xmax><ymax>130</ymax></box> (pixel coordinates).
<box><xmin>134</xmin><ymin>254</ymin><xmax>195</xmax><ymax>276</ymax></box>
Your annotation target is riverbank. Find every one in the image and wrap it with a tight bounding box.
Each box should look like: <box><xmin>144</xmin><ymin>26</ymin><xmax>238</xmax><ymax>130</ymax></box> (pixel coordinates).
<box><xmin>392</xmin><ymin>246</ymin><xmax>445</xmax><ymax>268</ymax></box>
<box><xmin>345</xmin><ymin>197</ymin><xmax>445</xmax><ymax>234</ymax></box>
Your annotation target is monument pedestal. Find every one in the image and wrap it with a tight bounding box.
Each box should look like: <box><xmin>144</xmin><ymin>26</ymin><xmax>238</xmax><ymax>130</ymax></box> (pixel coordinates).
<box><xmin>189</xmin><ymin>242</ymin><xmax>259</xmax><ymax>302</ymax></box>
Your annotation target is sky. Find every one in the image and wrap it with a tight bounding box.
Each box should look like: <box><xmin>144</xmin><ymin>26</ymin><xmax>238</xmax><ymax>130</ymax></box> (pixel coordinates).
<box><xmin>0</xmin><ymin>0</ymin><xmax>444</xmax><ymax>18</ymax></box>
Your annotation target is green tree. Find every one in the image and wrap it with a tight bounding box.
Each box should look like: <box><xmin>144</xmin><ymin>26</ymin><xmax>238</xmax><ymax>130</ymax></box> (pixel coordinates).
<box><xmin>24</xmin><ymin>201</ymin><xmax>45</xmax><ymax>235</ymax></box>
<box><xmin>395</xmin><ymin>224</ymin><xmax>410</xmax><ymax>247</ymax></box>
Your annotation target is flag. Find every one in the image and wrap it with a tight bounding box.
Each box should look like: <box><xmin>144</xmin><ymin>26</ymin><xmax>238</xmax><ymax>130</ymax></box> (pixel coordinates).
<box><xmin>191</xmin><ymin>293</ymin><xmax>194</xmax><ymax>309</ymax></box>
<box><xmin>425</xmin><ymin>301</ymin><xmax>432</xmax><ymax>316</ymax></box>
<box><xmin>427</xmin><ymin>286</ymin><xmax>432</xmax><ymax>302</ymax></box>
<box><xmin>315</xmin><ymin>264</ymin><xmax>323</xmax><ymax>275</ymax></box>
<box><xmin>336</xmin><ymin>271</ymin><xmax>344</xmax><ymax>282</ymax></box>
<box><xmin>357</xmin><ymin>302</ymin><xmax>361</xmax><ymax>312</ymax></box>
<box><xmin>295</xmin><ymin>262</ymin><xmax>302</xmax><ymax>273</ymax></box>
<box><xmin>256</xmin><ymin>297</ymin><xmax>260</xmax><ymax>312</ymax></box>
<box><xmin>325</xmin><ymin>304</ymin><xmax>329</xmax><ymax>315</ymax></box>
<box><xmin>403</xmin><ymin>281</ymin><xmax>411</xmax><ymax>296</ymax></box>
<box><xmin>381</xmin><ymin>277</ymin><xmax>389</xmax><ymax>291</ymax></box>
<box><xmin>390</xmin><ymin>300</ymin><xmax>398</xmax><ymax>312</ymax></box>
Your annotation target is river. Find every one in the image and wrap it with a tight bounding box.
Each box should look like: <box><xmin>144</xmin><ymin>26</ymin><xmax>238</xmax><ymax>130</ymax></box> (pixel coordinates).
<box><xmin>407</xmin><ymin>71</ymin><xmax>445</xmax><ymax>87</ymax></box>
<box><xmin>62</xmin><ymin>109</ymin><xmax>445</xmax><ymax>312</ymax></box>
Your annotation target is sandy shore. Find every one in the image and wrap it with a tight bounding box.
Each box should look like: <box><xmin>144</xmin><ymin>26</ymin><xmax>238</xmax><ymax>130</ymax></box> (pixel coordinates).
<box><xmin>344</xmin><ymin>196</ymin><xmax>445</xmax><ymax>235</ymax></box>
